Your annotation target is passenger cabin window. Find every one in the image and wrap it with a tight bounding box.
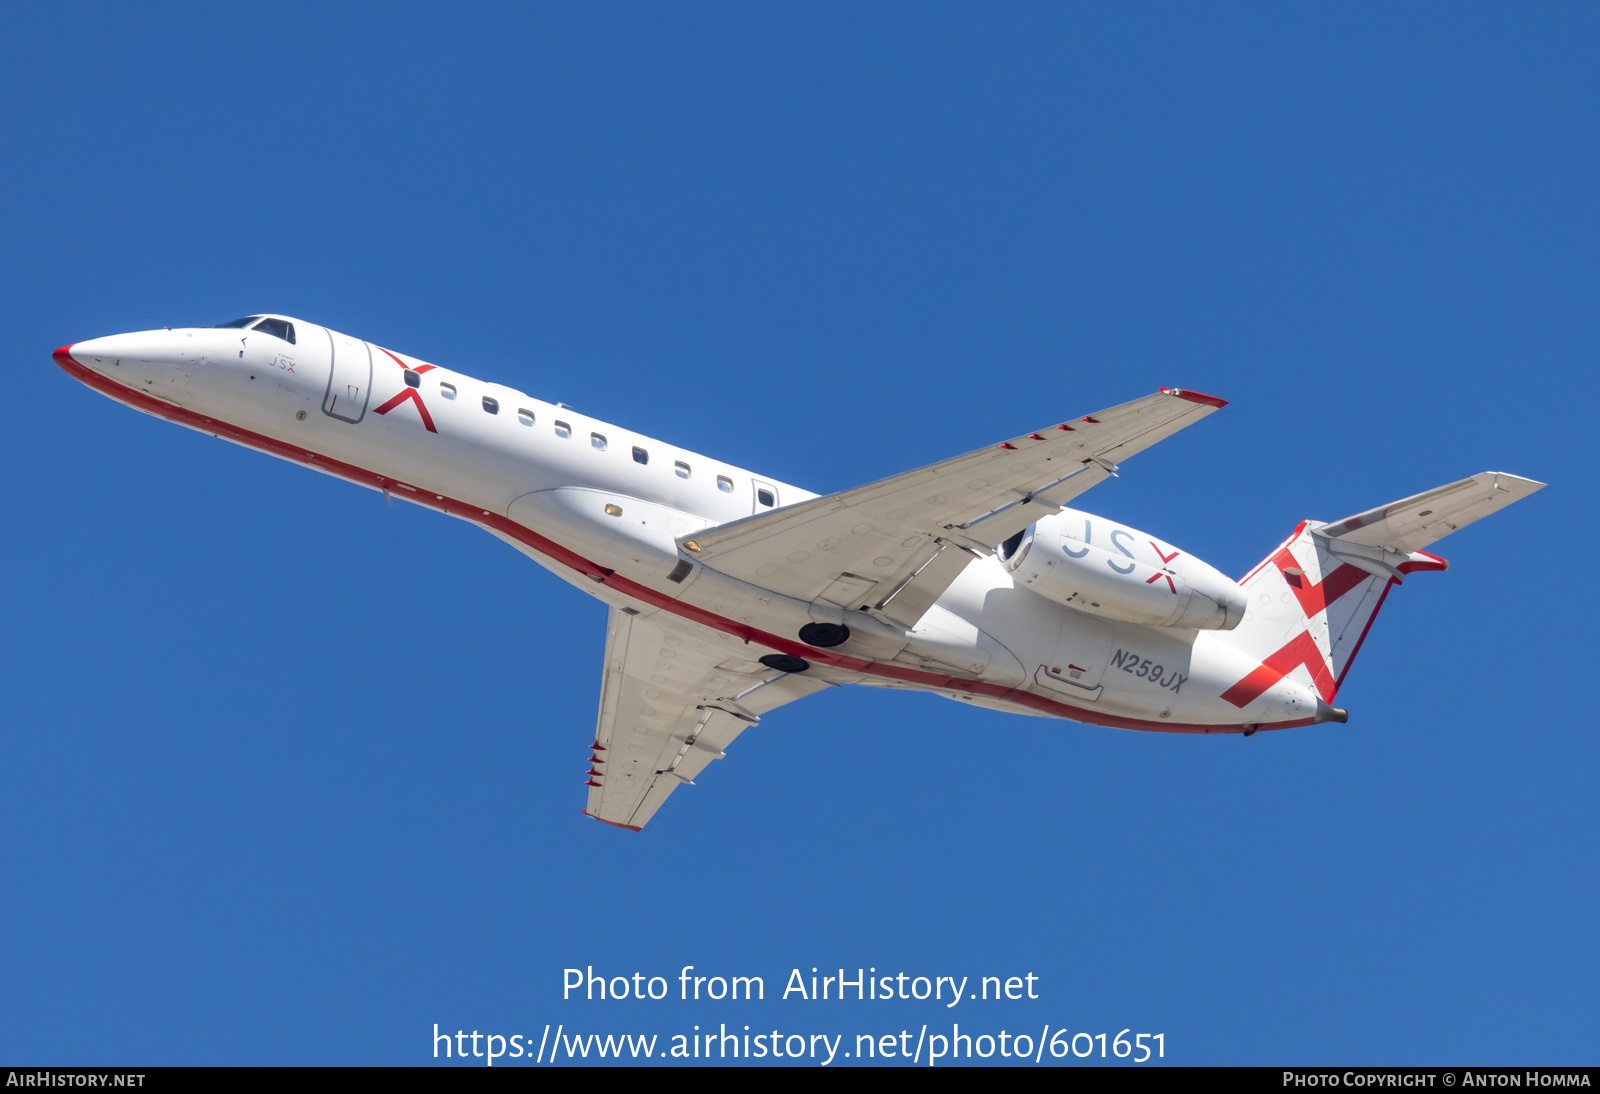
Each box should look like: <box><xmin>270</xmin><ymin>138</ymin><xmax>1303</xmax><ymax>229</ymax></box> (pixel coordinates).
<box><xmin>517</xmin><ymin>408</ymin><xmax>534</xmax><ymax>425</ymax></box>
<box><xmin>251</xmin><ymin>317</ymin><xmax>295</xmax><ymax>344</ymax></box>
<box><xmin>554</xmin><ymin>421</ymin><xmax>571</xmax><ymax>438</ymax></box>
<box><xmin>674</xmin><ymin>461</ymin><xmax>690</xmax><ymax>479</ymax></box>
<box><xmin>757</xmin><ymin>488</ymin><xmax>776</xmax><ymax>507</ymax></box>
<box><xmin>716</xmin><ymin>475</ymin><xmax>734</xmax><ymax>493</ymax></box>
<box><xmin>212</xmin><ymin>316</ymin><xmax>262</xmax><ymax>329</ymax></box>
<box><xmin>482</xmin><ymin>396</ymin><xmax>499</xmax><ymax>414</ymax></box>
<box><xmin>591</xmin><ymin>433</ymin><xmax>607</xmax><ymax>451</ymax></box>
<box><xmin>439</xmin><ymin>383</ymin><xmax>457</xmax><ymax>400</ymax></box>
<box><xmin>404</xmin><ymin>370</ymin><xmax>421</xmax><ymax>388</ymax></box>
<box><xmin>632</xmin><ymin>446</ymin><xmax>648</xmax><ymax>465</ymax></box>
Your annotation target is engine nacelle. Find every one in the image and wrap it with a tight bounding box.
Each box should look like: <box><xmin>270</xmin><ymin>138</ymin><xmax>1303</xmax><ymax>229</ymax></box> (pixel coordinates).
<box><xmin>997</xmin><ymin>508</ymin><xmax>1246</xmax><ymax>630</ymax></box>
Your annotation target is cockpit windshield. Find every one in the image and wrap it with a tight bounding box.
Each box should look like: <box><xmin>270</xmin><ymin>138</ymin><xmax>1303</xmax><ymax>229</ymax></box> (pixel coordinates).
<box><xmin>209</xmin><ymin>315</ymin><xmax>295</xmax><ymax>343</ymax></box>
<box><xmin>251</xmin><ymin>317</ymin><xmax>295</xmax><ymax>344</ymax></box>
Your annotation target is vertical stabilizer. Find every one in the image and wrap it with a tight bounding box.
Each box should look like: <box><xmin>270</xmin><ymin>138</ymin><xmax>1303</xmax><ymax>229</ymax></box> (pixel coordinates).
<box><xmin>1216</xmin><ymin>523</ymin><xmax>1443</xmax><ymax>710</ymax></box>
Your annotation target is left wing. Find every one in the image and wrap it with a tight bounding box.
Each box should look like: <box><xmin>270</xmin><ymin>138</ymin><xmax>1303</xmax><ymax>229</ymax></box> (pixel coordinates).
<box><xmin>681</xmin><ymin>389</ymin><xmax>1226</xmax><ymax>628</ymax></box>
<box><xmin>585</xmin><ymin>608</ymin><xmax>833</xmax><ymax>831</ymax></box>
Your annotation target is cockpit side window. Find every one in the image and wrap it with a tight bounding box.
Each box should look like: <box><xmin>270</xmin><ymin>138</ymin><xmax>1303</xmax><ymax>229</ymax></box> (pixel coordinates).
<box><xmin>213</xmin><ymin>316</ymin><xmax>262</xmax><ymax>329</ymax></box>
<box><xmin>251</xmin><ymin>317</ymin><xmax>296</xmax><ymax>344</ymax></box>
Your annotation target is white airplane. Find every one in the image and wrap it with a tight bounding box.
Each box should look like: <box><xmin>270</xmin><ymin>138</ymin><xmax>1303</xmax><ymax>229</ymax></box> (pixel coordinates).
<box><xmin>56</xmin><ymin>315</ymin><xmax>1543</xmax><ymax>830</ymax></box>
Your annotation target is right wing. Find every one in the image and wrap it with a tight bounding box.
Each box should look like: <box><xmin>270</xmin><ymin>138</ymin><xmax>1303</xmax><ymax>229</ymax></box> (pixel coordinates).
<box><xmin>584</xmin><ymin>607</ymin><xmax>833</xmax><ymax>831</ymax></box>
<box><xmin>682</xmin><ymin>389</ymin><xmax>1226</xmax><ymax>627</ymax></box>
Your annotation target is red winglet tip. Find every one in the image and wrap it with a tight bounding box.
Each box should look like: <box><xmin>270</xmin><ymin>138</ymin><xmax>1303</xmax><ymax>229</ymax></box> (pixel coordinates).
<box><xmin>1162</xmin><ymin>388</ymin><xmax>1229</xmax><ymax>409</ymax></box>
<box><xmin>1081</xmin><ymin>416</ymin><xmax>1100</xmax><ymax>424</ymax></box>
<box><xmin>52</xmin><ymin>344</ymin><xmax>78</xmax><ymax>368</ymax></box>
<box><xmin>585</xmin><ymin>778</ymin><xmax>602</xmax><ymax>787</ymax></box>
<box><xmin>591</xmin><ymin>742</ymin><xmax>606</xmax><ymax>751</ymax></box>
<box><xmin>999</xmin><ymin>442</ymin><xmax>1018</xmax><ymax>450</ymax></box>
<box><xmin>1028</xmin><ymin>432</ymin><xmax>1045</xmax><ymax>441</ymax></box>
<box><xmin>1056</xmin><ymin>423</ymin><xmax>1075</xmax><ymax>431</ymax></box>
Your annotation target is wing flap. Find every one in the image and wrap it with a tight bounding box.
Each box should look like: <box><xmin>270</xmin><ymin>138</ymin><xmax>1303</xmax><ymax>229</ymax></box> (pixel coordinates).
<box><xmin>874</xmin><ymin>542</ymin><xmax>982</xmax><ymax>629</ymax></box>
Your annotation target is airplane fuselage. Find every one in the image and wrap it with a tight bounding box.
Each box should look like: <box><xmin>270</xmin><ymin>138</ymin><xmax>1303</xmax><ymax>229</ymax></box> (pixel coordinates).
<box><xmin>57</xmin><ymin>316</ymin><xmax>1330</xmax><ymax>735</ymax></box>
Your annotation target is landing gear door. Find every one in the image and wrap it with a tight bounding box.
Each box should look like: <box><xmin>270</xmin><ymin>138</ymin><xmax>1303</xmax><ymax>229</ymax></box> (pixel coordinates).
<box><xmin>322</xmin><ymin>330</ymin><xmax>373</xmax><ymax>423</ymax></box>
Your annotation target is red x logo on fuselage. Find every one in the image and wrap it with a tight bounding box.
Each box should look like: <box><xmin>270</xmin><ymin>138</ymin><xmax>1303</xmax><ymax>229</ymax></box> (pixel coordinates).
<box><xmin>371</xmin><ymin>347</ymin><xmax>438</xmax><ymax>433</ymax></box>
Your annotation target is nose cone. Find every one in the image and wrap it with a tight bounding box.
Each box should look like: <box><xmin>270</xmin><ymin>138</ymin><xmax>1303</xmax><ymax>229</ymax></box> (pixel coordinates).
<box><xmin>55</xmin><ymin>329</ymin><xmax>204</xmax><ymax>408</ymax></box>
<box><xmin>66</xmin><ymin>330</ymin><xmax>177</xmax><ymax>366</ymax></box>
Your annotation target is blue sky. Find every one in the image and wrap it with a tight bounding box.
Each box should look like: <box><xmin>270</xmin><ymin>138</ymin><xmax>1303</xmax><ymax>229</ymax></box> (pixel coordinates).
<box><xmin>1</xmin><ymin>2</ymin><xmax>1595</xmax><ymax>1065</ymax></box>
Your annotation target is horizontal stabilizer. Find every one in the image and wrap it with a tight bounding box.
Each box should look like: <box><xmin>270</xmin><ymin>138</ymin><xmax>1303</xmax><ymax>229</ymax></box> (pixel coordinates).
<box><xmin>1318</xmin><ymin>472</ymin><xmax>1545</xmax><ymax>554</ymax></box>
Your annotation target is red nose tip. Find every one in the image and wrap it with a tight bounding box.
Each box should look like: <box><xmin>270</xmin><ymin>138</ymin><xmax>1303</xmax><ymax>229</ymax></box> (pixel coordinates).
<box><xmin>52</xmin><ymin>344</ymin><xmax>78</xmax><ymax>369</ymax></box>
